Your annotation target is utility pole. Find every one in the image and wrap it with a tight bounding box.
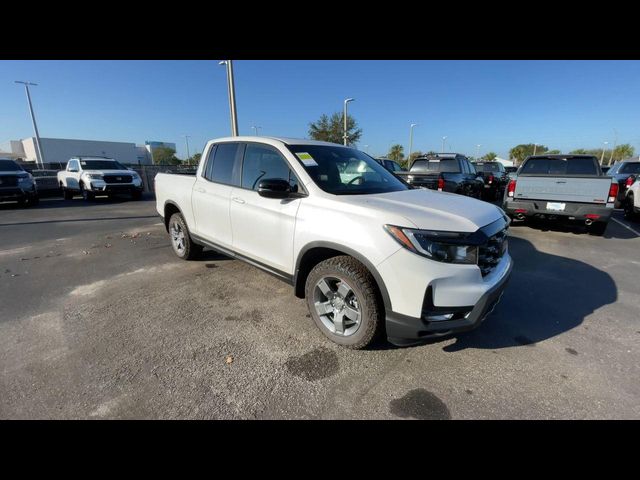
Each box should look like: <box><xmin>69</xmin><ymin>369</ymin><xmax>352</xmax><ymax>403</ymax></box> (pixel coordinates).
<box><xmin>533</xmin><ymin>143</ymin><xmax>537</xmax><ymax>156</ymax></box>
<box><xmin>609</xmin><ymin>129</ymin><xmax>618</xmax><ymax>165</ymax></box>
<box><xmin>182</xmin><ymin>135</ymin><xmax>191</xmax><ymax>163</ymax></box>
<box><xmin>441</xmin><ymin>136</ymin><xmax>447</xmax><ymax>153</ymax></box>
<box><xmin>600</xmin><ymin>141</ymin><xmax>609</xmax><ymax>164</ymax></box>
<box><xmin>15</xmin><ymin>81</ymin><xmax>45</xmax><ymax>168</ymax></box>
<box><xmin>476</xmin><ymin>144</ymin><xmax>481</xmax><ymax>159</ymax></box>
<box><xmin>219</xmin><ymin>60</ymin><xmax>239</xmax><ymax>136</ymax></box>
<box><xmin>251</xmin><ymin>125</ymin><xmax>262</xmax><ymax>136</ymax></box>
<box><xmin>343</xmin><ymin>98</ymin><xmax>355</xmax><ymax>145</ymax></box>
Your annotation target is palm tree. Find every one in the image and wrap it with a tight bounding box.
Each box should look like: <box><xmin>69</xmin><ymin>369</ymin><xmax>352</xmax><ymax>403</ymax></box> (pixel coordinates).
<box><xmin>388</xmin><ymin>144</ymin><xmax>404</xmax><ymax>162</ymax></box>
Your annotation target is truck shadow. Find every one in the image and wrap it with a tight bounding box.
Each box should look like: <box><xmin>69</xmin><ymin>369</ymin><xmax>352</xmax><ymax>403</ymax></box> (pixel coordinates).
<box><xmin>435</xmin><ymin>236</ymin><xmax>618</xmax><ymax>352</ymax></box>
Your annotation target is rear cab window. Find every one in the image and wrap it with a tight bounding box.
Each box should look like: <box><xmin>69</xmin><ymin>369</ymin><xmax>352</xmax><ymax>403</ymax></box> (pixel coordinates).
<box><xmin>620</xmin><ymin>162</ymin><xmax>640</xmax><ymax>174</ymax></box>
<box><xmin>521</xmin><ymin>156</ymin><xmax>599</xmax><ymax>175</ymax></box>
<box><xmin>203</xmin><ymin>143</ymin><xmax>243</xmax><ymax>186</ymax></box>
<box><xmin>410</xmin><ymin>158</ymin><xmax>461</xmax><ymax>173</ymax></box>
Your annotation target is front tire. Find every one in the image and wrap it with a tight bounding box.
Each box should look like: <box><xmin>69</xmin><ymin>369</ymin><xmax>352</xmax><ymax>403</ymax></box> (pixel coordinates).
<box><xmin>305</xmin><ymin>255</ymin><xmax>383</xmax><ymax>349</ymax></box>
<box><xmin>63</xmin><ymin>186</ymin><xmax>74</xmax><ymax>200</ymax></box>
<box><xmin>80</xmin><ymin>184</ymin><xmax>94</xmax><ymax>201</ymax></box>
<box><xmin>168</xmin><ymin>212</ymin><xmax>202</xmax><ymax>260</ymax></box>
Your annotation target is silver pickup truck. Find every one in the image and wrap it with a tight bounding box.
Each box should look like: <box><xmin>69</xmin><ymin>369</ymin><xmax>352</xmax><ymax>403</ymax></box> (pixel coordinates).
<box><xmin>503</xmin><ymin>154</ymin><xmax>618</xmax><ymax>235</ymax></box>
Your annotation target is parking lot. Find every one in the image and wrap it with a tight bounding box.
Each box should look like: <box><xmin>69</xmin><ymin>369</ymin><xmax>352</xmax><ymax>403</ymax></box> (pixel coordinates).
<box><xmin>1</xmin><ymin>195</ymin><xmax>639</xmax><ymax>419</ymax></box>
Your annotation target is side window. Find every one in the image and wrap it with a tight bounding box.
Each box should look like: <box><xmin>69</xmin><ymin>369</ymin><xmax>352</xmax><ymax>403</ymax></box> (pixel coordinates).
<box><xmin>203</xmin><ymin>145</ymin><xmax>217</xmax><ymax>180</ymax></box>
<box><xmin>241</xmin><ymin>143</ymin><xmax>299</xmax><ymax>192</ymax></box>
<box><xmin>460</xmin><ymin>159</ymin><xmax>469</xmax><ymax>174</ymax></box>
<box><xmin>68</xmin><ymin>160</ymin><xmax>78</xmax><ymax>171</ymax></box>
<box><xmin>208</xmin><ymin>143</ymin><xmax>242</xmax><ymax>186</ymax></box>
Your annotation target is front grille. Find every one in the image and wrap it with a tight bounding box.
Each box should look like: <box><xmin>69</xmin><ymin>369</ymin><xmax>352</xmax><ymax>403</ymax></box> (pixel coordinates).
<box><xmin>103</xmin><ymin>175</ymin><xmax>132</xmax><ymax>184</ymax></box>
<box><xmin>0</xmin><ymin>175</ymin><xmax>19</xmax><ymax>187</ymax></box>
<box><xmin>478</xmin><ymin>228</ymin><xmax>508</xmax><ymax>277</ymax></box>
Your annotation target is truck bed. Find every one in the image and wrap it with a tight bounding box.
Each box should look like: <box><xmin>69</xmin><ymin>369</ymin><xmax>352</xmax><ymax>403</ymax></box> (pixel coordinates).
<box><xmin>514</xmin><ymin>175</ymin><xmax>613</xmax><ymax>204</ymax></box>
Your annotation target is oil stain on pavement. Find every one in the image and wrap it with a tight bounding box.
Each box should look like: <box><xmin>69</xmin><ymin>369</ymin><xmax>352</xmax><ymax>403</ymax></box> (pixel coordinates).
<box><xmin>389</xmin><ymin>388</ymin><xmax>451</xmax><ymax>420</ymax></box>
<box><xmin>285</xmin><ymin>347</ymin><xmax>339</xmax><ymax>381</ymax></box>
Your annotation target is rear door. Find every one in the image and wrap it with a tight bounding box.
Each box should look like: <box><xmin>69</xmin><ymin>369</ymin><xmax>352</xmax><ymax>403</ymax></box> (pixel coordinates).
<box><xmin>229</xmin><ymin>142</ymin><xmax>303</xmax><ymax>275</ymax></box>
<box><xmin>191</xmin><ymin>142</ymin><xmax>243</xmax><ymax>247</ymax></box>
<box><xmin>515</xmin><ymin>156</ymin><xmax>612</xmax><ymax>203</ymax></box>
<box><xmin>65</xmin><ymin>159</ymin><xmax>82</xmax><ymax>190</ymax></box>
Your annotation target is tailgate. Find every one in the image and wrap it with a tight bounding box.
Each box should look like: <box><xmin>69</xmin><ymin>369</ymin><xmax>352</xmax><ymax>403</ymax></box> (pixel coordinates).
<box><xmin>515</xmin><ymin>176</ymin><xmax>611</xmax><ymax>203</ymax></box>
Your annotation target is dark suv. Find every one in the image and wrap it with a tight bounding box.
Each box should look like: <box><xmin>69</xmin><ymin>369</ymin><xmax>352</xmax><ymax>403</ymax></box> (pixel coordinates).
<box><xmin>395</xmin><ymin>153</ymin><xmax>483</xmax><ymax>199</ymax></box>
<box><xmin>473</xmin><ymin>161</ymin><xmax>510</xmax><ymax>201</ymax></box>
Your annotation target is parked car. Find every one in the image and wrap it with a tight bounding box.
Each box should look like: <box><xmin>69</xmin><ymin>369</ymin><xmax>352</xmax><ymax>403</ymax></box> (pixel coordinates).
<box><xmin>30</xmin><ymin>169</ymin><xmax>62</xmax><ymax>194</ymax></box>
<box><xmin>605</xmin><ymin>160</ymin><xmax>640</xmax><ymax>208</ymax></box>
<box><xmin>472</xmin><ymin>161</ymin><xmax>510</xmax><ymax>201</ymax></box>
<box><xmin>503</xmin><ymin>154</ymin><xmax>617</xmax><ymax>235</ymax></box>
<box><xmin>395</xmin><ymin>153</ymin><xmax>483</xmax><ymax>199</ymax></box>
<box><xmin>623</xmin><ymin>174</ymin><xmax>639</xmax><ymax>221</ymax></box>
<box><xmin>374</xmin><ymin>158</ymin><xmax>406</xmax><ymax>173</ymax></box>
<box><xmin>0</xmin><ymin>158</ymin><xmax>39</xmax><ymax>206</ymax></box>
<box><xmin>57</xmin><ymin>157</ymin><xmax>144</xmax><ymax>201</ymax></box>
<box><xmin>155</xmin><ymin>137</ymin><xmax>512</xmax><ymax>349</ymax></box>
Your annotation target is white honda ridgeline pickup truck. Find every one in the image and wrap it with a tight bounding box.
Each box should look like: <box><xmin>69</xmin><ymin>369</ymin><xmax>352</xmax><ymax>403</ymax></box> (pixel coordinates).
<box><xmin>155</xmin><ymin>137</ymin><xmax>513</xmax><ymax>348</ymax></box>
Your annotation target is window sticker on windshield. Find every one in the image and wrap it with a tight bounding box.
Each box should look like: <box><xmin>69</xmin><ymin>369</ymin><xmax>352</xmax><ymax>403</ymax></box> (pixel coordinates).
<box><xmin>430</xmin><ymin>159</ymin><xmax>440</xmax><ymax>162</ymax></box>
<box><xmin>296</xmin><ymin>152</ymin><xmax>319</xmax><ymax>167</ymax></box>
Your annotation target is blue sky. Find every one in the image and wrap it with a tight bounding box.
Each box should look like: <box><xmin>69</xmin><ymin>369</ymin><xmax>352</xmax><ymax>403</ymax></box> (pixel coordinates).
<box><xmin>1</xmin><ymin>60</ymin><xmax>639</xmax><ymax>159</ymax></box>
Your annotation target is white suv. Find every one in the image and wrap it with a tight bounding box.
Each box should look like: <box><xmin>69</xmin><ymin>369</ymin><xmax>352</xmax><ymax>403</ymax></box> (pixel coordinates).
<box><xmin>57</xmin><ymin>157</ymin><xmax>144</xmax><ymax>201</ymax></box>
<box><xmin>155</xmin><ymin>137</ymin><xmax>513</xmax><ymax>348</ymax></box>
<box><xmin>623</xmin><ymin>175</ymin><xmax>640</xmax><ymax>221</ymax></box>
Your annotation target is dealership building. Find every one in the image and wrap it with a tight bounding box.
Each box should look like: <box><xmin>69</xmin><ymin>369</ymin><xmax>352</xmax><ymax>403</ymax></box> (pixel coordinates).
<box><xmin>0</xmin><ymin>137</ymin><xmax>177</xmax><ymax>166</ymax></box>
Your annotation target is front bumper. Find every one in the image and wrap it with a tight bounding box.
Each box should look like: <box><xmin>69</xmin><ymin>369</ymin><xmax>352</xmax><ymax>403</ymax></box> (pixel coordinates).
<box><xmin>88</xmin><ymin>182</ymin><xmax>143</xmax><ymax>194</ymax></box>
<box><xmin>503</xmin><ymin>198</ymin><xmax>613</xmax><ymax>222</ymax></box>
<box><xmin>385</xmin><ymin>259</ymin><xmax>512</xmax><ymax>346</ymax></box>
<box><xmin>0</xmin><ymin>186</ymin><xmax>37</xmax><ymax>202</ymax></box>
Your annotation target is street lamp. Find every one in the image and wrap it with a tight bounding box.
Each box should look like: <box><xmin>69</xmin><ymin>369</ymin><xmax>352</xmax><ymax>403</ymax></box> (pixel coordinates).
<box><xmin>251</xmin><ymin>125</ymin><xmax>262</xmax><ymax>136</ymax></box>
<box><xmin>15</xmin><ymin>81</ymin><xmax>45</xmax><ymax>168</ymax></box>
<box><xmin>363</xmin><ymin>144</ymin><xmax>370</xmax><ymax>154</ymax></box>
<box><xmin>408</xmin><ymin>123</ymin><xmax>418</xmax><ymax>166</ymax></box>
<box><xmin>476</xmin><ymin>144</ymin><xmax>481</xmax><ymax>159</ymax></box>
<box><xmin>441</xmin><ymin>136</ymin><xmax>447</xmax><ymax>153</ymax></box>
<box><xmin>343</xmin><ymin>98</ymin><xmax>355</xmax><ymax>145</ymax></box>
<box><xmin>533</xmin><ymin>143</ymin><xmax>538</xmax><ymax>156</ymax></box>
<box><xmin>601</xmin><ymin>141</ymin><xmax>609</xmax><ymax>164</ymax></box>
<box><xmin>219</xmin><ymin>60</ymin><xmax>239</xmax><ymax>136</ymax></box>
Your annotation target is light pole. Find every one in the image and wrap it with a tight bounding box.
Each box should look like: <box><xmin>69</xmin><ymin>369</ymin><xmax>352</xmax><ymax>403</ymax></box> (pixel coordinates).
<box><xmin>476</xmin><ymin>144</ymin><xmax>481</xmax><ymax>160</ymax></box>
<box><xmin>182</xmin><ymin>135</ymin><xmax>191</xmax><ymax>163</ymax></box>
<box><xmin>363</xmin><ymin>145</ymin><xmax>369</xmax><ymax>154</ymax></box>
<box><xmin>533</xmin><ymin>143</ymin><xmax>538</xmax><ymax>156</ymax></box>
<box><xmin>600</xmin><ymin>141</ymin><xmax>609</xmax><ymax>164</ymax></box>
<box><xmin>343</xmin><ymin>98</ymin><xmax>355</xmax><ymax>145</ymax></box>
<box><xmin>408</xmin><ymin>123</ymin><xmax>418</xmax><ymax>166</ymax></box>
<box><xmin>441</xmin><ymin>136</ymin><xmax>447</xmax><ymax>153</ymax></box>
<box><xmin>219</xmin><ymin>60</ymin><xmax>239</xmax><ymax>136</ymax></box>
<box><xmin>15</xmin><ymin>81</ymin><xmax>45</xmax><ymax>168</ymax></box>
<box><xmin>251</xmin><ymin>125</ymin><xmax>261</xmax><ymax>136</ymax></box>
<box><xmin>609</xmin><ymin>129</ymin><xmax>618</xmax><ymax>165</ymax></box>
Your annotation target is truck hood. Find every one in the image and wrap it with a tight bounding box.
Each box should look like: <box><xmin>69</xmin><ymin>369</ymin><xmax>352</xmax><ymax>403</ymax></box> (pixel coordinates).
<box><xmin>81</xmin><ymin>169</ymin><xmax>136</xmax><ymax>176</ymax></box>
<box><xmin>340</xmin><ymin>188</ymin><xmax>505</xmax><ymax>232</ymax></box>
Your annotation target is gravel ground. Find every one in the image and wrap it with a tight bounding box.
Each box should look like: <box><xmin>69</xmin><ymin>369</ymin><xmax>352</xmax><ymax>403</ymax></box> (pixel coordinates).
<box><xmin>1</xmin><ymin>196</ymin><xmax>639</xmax><ymax>419</ymax></box>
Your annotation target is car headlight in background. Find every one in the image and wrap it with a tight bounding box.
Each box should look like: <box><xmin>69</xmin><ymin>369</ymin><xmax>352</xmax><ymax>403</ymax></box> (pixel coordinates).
<box><xmin>17</xmin><ymin>173</ymin><xmax>33</xmax><ymax>184</ymax></box>
<box><xmin>85</xmin><ymin>173</ymin><xmax>104</xmax><ymax>180</ymax></box>
<box><xmin>384</xmin><ymin>225</ymin><xmax>478</xmax><ymax>264</ymax></box>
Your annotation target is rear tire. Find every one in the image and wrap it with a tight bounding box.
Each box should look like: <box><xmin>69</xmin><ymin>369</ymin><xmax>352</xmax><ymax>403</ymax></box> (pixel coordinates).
<box><xmin>624</xmin><ymin>195</ymin><xmax>638</xmax><ymax>221</ymax></box>
<box><xmin>588</xmin><ymin>221</ymin><xmax>608</xmax><ymax>236</ymax></box>
<box><xmin>168</xmin><ymin>212</ymin><xmax>202</xmax><ymax>260</ymax></box>
<box><xmin>305</xmin><ymin>255</ymin><xmax>384</xmax><ymax>349</ymax></box>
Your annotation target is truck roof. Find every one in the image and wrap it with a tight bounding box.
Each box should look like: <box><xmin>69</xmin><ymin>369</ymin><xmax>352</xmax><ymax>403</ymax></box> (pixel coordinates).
<box><xmin>525</xmin><ymin>154</ymin><xmax>597</xmax><ymax>160</ymax></box>
<box><xmin>210</xmin><ymin>136</ymin><xmax>348</xmax><ymax>147</ymax></box>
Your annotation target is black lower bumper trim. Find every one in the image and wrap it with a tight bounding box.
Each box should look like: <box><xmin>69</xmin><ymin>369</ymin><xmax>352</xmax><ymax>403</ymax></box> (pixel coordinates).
<box><xmin>385</xmin><ymin>262</ymin><xmax>513</xmax><ymax>346</ymax></box>
<box><xmin>504</xmin><ymin>199</ymin><xmax>613</xmax><ymax>221</ymax></box>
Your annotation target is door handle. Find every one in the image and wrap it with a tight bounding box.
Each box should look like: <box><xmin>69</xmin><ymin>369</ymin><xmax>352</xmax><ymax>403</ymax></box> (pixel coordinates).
<box><xmin>232</xmin><ymin>197</ymin><xmax>246</xmax><ymax>204</ymax></box>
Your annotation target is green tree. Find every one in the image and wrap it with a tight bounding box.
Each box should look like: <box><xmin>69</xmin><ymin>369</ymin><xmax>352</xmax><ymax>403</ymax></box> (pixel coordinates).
<box><xmin>308</xmin><ymin>112</ymin><xmax>362</xmax><ymax>145</ymax></box>
<box><xmin>388</xmin><ymin>144</ymin><xmax>405</xmax><ymax>162</ymax></box>
<box><xmin>509</xmin><ymin>144</ymin><xmax>549</xmax><ymax>165</ymax></box>
<box><xmin>186</xmin><ymin>153</ymin><xmax>202</xmax><ymax>166</ymax></box>
<box><xmin>153</xmin><ymin>146</ymin><xmax>181</xmax><ymax>165</ymax></box>
<box><xmin>613</xmin><ymin>144</ymin><xmax>634</xmax><ymax>162</ymax></box>
<box><xmin>482</xmin><ymin>152</ymin><xmax>497</xmax><ymax>161</ymax></box>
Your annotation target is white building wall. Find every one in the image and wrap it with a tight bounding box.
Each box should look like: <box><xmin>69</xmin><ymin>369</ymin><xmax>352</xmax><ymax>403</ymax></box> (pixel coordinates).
<box><xmin>12</xmin><ymin>138</ymin><xmax>157</xmax><ymax>165</ymax></box>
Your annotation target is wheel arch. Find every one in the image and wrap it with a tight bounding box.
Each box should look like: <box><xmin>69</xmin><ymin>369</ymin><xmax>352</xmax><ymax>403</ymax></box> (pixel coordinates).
<box><xmin>293</xmin><ymin>241</ymin><xmax>392</xmax><ymax>312</ymax></box>
<box><xmin>163</xmin><ymin>201</ymin><xmax>184</xmax><ymax>232</ymax></box>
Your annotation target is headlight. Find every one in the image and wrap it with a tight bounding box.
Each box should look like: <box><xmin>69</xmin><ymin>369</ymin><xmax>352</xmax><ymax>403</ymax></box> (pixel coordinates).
<box><xmin>85</xmin><ymin>173</ymin><xmax>103</xmax><ymax>180</ymax></box>
<box><xmin>17</xmin><ymin>173</ymin><xmax>33</xmax><ymax>183</ymax></box>
<box><xmin>384</xmin><ymin>225</ymin><xmax>478</xmax><ymax>264</ymax></box>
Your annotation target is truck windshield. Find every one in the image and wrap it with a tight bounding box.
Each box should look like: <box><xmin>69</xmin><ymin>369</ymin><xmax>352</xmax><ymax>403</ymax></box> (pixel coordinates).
<box><xmin>410</xmin><ymin>159</ymin><xmax>460</xmax><ymax>173</ymax></box>
<box><xmin>286</xmin><ymin>145</ymin><xmax>408</xmax><ymax>195</ymax></box>
<box><xmin>521</xmin><ymin>157</ymin><xmax>599</xmax><ymax>175</ymax></box>
<box><xmin>80</xmin><ymin>160</ymin><xmax>127</xmax><ymax>170</ymax></box>
<box><xmin>0</xmin><ymin>160</ymin><xmax>23</xmax><ymax>171</ymax></box>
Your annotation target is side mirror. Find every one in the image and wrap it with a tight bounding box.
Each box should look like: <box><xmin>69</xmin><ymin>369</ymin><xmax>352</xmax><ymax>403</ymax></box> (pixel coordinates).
<box><xmin>257</xmin><ymin>178</ymin><xmax>291</xmax><ymax>199</ymax></box>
